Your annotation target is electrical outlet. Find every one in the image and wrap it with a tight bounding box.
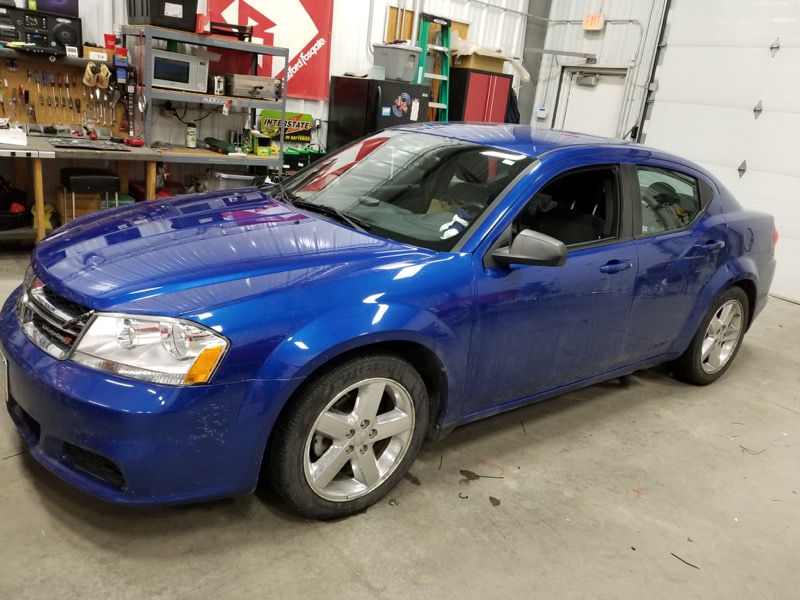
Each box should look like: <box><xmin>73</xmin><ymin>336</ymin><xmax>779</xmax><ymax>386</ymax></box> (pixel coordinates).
<box><xmin>314</xmin><ymin>118</ymin><xmax>321</xmax><ymax>130</ymax></box>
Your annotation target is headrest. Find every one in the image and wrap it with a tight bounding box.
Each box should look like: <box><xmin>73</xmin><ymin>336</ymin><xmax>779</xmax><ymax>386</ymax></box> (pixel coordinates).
<box><xmin>454</xmin><ymin>153</ymin><xmax>489</xmax><ymax>184</ymax></box>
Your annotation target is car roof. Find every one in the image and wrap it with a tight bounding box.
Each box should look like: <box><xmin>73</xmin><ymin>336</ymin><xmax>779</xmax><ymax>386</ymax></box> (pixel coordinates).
<box><xmin>396</xmin><ymin>122</ymin><xmax>682</xmax><ymax>163</ymax></box>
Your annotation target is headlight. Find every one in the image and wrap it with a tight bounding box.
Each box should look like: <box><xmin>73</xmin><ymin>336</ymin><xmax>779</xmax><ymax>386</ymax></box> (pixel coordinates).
<box><xmin>72</xmin><ymin>314</ymin><xmax>229</xmax><ymax>386</ymax></box>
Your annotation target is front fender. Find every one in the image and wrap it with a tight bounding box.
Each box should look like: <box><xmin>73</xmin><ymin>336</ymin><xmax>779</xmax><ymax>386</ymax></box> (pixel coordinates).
<box><xmin>257</xmin><ymin>301</ymin><xmax>469</xmax><ymax>413</ymax></box>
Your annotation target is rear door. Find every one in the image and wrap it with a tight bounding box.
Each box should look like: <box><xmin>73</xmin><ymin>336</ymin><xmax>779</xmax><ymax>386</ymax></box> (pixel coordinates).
<box><xmin>614</xmin><ymin>162</ymin><xmax>728</xmax><ymax>367</ymax></box>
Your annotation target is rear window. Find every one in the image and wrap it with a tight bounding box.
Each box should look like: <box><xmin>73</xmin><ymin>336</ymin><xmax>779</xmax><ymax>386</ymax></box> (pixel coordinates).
<box><xmin>636</xmin><ymin>166</ymin><xmax>705</xmax><ymax>234</ymax></box>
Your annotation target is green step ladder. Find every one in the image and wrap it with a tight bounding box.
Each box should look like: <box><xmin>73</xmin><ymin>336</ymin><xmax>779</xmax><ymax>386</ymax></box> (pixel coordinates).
<box><xmin>415</xmin><ymin>13</ymin><xmax>451</xmax><ymax>122</ymax></box>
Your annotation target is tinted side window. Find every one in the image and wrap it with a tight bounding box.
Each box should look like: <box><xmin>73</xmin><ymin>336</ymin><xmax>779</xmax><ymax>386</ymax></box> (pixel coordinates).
<box><xmin>637</xmin><ymin>166</ymin><xmax>702</xmax><ymax>234</ymax></box>
<box><xmin>515</xmin><ymin>167</ymin><xmax>619</xmax><ymax>246</ymax></box>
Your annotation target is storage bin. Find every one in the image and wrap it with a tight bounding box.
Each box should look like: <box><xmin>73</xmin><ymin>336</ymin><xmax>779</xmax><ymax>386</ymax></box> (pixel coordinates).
<box><xmin>372</xmin><ymin>44</ymin><xmax>421</xmax><ymax>82</ymax></box>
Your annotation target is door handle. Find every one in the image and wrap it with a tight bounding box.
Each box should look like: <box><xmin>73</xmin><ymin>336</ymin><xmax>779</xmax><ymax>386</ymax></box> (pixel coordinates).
<box><xmin>600</xmin><ymin>259</ymin><xmax>633</xmax><ymax>274</ymax></box>
<box><xmin>699</xmin><ymin>240</ymin><xmax>725</xmax><ymax>253</ymax></box>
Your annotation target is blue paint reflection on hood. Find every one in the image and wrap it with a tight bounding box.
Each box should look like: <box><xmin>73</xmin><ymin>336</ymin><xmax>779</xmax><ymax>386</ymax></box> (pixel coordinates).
<box><xmin>33</xmin><ymin>189</ymin><xmax>424</xmax><ymax>313</ymax></box>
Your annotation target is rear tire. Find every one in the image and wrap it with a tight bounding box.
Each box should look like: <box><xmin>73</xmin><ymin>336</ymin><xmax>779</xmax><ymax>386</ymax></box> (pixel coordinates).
<box><xmin>266</xmin><ymin>353</ymin><xmax>428</xmax><ymax>519</ymax></box>
<box><xmin>673</xmin><ymin>287</ymin><xmax>749</xmax><ymax>385</ymax></box>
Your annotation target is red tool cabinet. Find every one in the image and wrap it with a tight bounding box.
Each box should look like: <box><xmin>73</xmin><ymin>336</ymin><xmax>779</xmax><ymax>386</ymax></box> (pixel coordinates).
<box><xmin>448</xmin><ymin>67</ymin><xmax>512</xmax><ymax>123</ymax></box>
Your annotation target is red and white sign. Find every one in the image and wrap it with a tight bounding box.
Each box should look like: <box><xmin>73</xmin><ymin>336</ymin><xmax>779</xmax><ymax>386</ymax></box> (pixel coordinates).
<box><xmin>582</xmin><ymin>13</ymin><xmax>606</xmax><ymax>31</ymax></box>
<box><xmin>209</xmin><ymin>0</ymin><xmax>334</xmax><ymax>101</ymax></box>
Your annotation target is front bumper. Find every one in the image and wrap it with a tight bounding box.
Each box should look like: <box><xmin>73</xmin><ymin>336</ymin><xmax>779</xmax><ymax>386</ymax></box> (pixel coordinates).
<box><xmin>1</xmin><ymin>289</ymin><xmax>300</xmax><ymax>505</ymax></box>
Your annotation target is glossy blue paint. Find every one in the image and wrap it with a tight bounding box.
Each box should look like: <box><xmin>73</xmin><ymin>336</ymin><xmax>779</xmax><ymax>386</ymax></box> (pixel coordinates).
<box><xmin>0</xmin><ymin>126</ymin><xmax>777</xmax><ymax>504</ymax></box>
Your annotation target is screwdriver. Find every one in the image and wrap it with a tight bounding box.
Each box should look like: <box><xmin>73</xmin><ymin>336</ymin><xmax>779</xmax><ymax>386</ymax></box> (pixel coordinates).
<box><xmin>57</xmin><ymin>72</ymin><xmax>63</xmax><ymax>117</ymax></box>
<box><xmin>35</xmin><ymin>70</ymin><xmax>40</xmax><ymax>93</ymax></box>
<box><xmin>41</xmin><ymin>71</ymin><xmax>47</xmax><ymax>114</ymax></box>
<box><xmin>50</xmin><ymin>72</ymin><xmax>56</xmax><ymax>116</ymax></box>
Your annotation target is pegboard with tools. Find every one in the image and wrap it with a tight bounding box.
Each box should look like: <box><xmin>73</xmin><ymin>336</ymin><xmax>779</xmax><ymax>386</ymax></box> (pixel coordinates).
<box><xmin>0</xmin><ymin>55</ymin><xmax>128</xmax><ymax>134</ymax></box>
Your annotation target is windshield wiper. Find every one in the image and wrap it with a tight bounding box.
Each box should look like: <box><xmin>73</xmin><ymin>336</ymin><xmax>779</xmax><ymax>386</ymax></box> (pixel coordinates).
<box><xmin>291</xmin><ymin>200</ymin><xmax>371</xmax><ymax>232</ymax></box>
<box><xmin>264</xmin><ymin>183</ymin><xmax>298</xmax><ymax>203</ymax></box>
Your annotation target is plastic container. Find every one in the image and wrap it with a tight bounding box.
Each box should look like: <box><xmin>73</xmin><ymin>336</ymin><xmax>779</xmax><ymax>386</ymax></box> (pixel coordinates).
<box><xmin>186</xmin><ymin>122</ymin><xmax>197</xmax><ymax>149</ymax></box>
<box><xmin>207</xmin><ymin>171</ymin><xmax>256</xmax><ymax>192</ymax></box>
<box><xmin>372</xmin><ymin>43</ymin><xmax>421</xmax><ymax>82</ymax></box>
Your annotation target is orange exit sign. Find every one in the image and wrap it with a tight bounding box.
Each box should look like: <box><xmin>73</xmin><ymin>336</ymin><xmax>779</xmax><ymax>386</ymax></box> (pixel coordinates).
<box><xmin>583</xmin><ymin>13</ymin><xmax>606</xmax><ymax>30</ymax></box>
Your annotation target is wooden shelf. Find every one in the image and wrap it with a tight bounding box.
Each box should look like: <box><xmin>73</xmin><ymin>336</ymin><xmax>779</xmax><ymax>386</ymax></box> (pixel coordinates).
<box><xmin>0</xmin><ymin>226</ymin><xmax>36</xmax><ymax>242</ymax></box>
<box><xmin>159</xmin><ymin>145</ymin><xmax>281</xmax><ymax>166</ymax></box>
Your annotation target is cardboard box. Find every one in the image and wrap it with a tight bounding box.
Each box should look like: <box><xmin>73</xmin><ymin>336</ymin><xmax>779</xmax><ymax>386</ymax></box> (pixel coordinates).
<box><xmin>452</xmin><ymin>52</ymin><xmax>506</xmax><ymax>74</ymax></box>
<box><xmin>83</xmin><ymin>46</ymin><xmax>114</xmax><ymax>62</ymax></box>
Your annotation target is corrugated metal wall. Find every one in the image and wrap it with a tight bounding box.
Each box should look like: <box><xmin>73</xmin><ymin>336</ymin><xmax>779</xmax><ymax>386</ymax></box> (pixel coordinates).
<box><xmin>317</xmin><ymin>0</ymin><xmax>531</xmax><ymax>125</ymax></box>
<box><xmin>78</xmin><ymin>0</ymin><xmax>126</xmax><ymax>45</ymax></box>
<box><xmin>290</xmin><ymin>0</ymin><xmax>529</xmax><ymax>147</ymax></box>
<box><xmin>531</xmin><ymin>0</ymin><xmax>667</xmax><ymax>137</ymax></box>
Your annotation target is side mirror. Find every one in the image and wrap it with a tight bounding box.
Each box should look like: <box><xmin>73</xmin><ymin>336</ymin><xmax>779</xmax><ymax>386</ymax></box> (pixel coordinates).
<box><xmin>491</xmin><ymin>229</ymin><xmax>567</xmax><ymax>267</ymax></box>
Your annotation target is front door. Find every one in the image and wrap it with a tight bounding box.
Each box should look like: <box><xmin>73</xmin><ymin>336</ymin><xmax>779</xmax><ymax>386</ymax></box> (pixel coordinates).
<box><xmin>464</xmin><ymin>164</ymin><xmax>637</xmax><ymax>416</ymax></box>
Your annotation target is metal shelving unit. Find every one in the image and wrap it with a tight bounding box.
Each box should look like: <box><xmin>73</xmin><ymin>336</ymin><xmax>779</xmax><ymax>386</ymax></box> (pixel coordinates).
<box><xmin>121</xmin><ymin>25</ymin><xmax>289</xmax><ymax>168</ymax></box>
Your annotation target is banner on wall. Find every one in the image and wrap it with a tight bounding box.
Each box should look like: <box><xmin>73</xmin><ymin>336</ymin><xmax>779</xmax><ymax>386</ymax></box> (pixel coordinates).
<box><xmin>208</xmin><ymin>0</ymin><xmax>334</xmax><ymax>101</ymax></box>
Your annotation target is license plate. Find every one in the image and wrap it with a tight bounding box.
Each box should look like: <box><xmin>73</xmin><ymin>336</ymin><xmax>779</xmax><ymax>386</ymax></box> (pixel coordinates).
<box><xmin>0</xmin><ymin>349</ymin><xmax>8</xmax><ymax>404</ymax></box>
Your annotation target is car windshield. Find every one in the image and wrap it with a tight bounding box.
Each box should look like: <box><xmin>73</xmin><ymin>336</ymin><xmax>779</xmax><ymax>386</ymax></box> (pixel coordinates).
<box><xmin>277</xmin><ymin>130</ymin><xmax>534</xmax><ymax>251</ymax></box>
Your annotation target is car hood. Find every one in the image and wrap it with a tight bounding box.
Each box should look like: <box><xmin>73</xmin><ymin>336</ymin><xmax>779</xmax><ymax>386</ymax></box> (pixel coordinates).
<box><xmin>33</xmin><ymin>189</ymin><xmax>428</xmax><ymax>313</ymax></box>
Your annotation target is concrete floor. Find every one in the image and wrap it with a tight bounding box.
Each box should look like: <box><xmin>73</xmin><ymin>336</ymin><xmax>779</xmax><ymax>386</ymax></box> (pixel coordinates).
<box><xmin>0</xmin><ymin>247</ymin><xmax>798</xmax><ymax>599</ymax></box>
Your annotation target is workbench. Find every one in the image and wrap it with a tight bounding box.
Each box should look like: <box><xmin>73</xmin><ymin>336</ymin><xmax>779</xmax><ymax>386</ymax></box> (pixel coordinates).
<box><xmin>0</xmin><ymin>137</ymin><xmax>160</xmax><ymax>243</ymax></box>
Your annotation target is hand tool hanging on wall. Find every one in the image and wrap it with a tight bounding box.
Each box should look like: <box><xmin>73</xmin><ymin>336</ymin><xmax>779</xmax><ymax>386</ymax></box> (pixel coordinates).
<box><xmin>50</xmin><ymin>72</ymin><xmax>56</xmax><ymax>117</ymax></box>
<box><xmin>35</xmin><ymin>70</ymin><xmax>40</xmax><ymax>93</ymax></box>
<box><xmin>57</xmin><ymin>72</ymin><xmax>64</xmax><ymax>118</ymax></box>
<box><xmin>66</xmin><ymin>74</ymin><xmax>73</xmax><ymax>115</ymax></box>
<box><xmin>41</xmin><ymin>70</ymin><xmax>47</xmax><ymax>115</ymax></box>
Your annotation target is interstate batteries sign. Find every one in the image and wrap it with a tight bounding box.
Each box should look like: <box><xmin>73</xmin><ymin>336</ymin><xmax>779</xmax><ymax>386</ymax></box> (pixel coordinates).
<box><xmin>209</xmin><ymin>0</ymin><xmax>334</xmax><ymax>100</ymax></box>
<box><xmin>260</xmin><ymin>110</ymin><xmax>313</xmax><ymax>143</ymax></box>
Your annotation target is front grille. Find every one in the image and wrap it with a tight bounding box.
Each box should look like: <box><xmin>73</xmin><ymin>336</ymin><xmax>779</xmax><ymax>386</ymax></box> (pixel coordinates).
<box><xmin>16</xmin><ymin>273</ymin><xmax>93</xmax><ymax>359</ymax></box>
<box><xmin>63</xmin><ymin>443</ymin><xmax>126</xmax><ymax>489</ymax></box>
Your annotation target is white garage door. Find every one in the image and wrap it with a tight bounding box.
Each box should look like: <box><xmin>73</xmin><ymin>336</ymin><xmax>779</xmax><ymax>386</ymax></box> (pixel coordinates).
<box><xmin>561</xmin><ymin>72</ymin><xmax>627</xmax><ymax>138</ymax></box>
<box><xmin>643</xmin><ymin>1</ymin><xmax>799</xmax><ymax>302</ymax></box>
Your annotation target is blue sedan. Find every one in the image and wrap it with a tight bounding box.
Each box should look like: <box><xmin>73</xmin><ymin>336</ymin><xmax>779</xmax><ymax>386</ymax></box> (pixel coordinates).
<box><xmin>0</xmin><ymin>124</ymin><xmax>777</xmax><ymax>518</ymax></box>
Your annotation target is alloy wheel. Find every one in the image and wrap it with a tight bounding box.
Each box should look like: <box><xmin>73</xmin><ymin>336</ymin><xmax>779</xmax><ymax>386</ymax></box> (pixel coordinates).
<box><xmin>303</xmin><ymin>377</ymin><xmax>415</xmax><ymax>501</ymax></box>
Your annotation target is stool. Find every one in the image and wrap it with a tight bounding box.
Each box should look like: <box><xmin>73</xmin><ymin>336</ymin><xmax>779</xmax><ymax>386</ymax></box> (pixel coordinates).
<box><xmin>60</xmin><ymin>168</ymin><xmax>120</xmax><ymax>221</ymax></box>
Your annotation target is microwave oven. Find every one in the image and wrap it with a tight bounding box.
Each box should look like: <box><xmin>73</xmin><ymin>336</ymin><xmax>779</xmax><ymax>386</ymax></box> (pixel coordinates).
<box><xmin>150</xmin><ymin>49</ymin><xmax>208</xmax><ymax>93</ymax></box>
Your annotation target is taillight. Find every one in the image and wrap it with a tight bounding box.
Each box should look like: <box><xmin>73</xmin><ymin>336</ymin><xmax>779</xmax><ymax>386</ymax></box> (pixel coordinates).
<box><xmin>772</xmin><ymin>227</ymin><xmax>779</xmax><ymax>255</ymax></box>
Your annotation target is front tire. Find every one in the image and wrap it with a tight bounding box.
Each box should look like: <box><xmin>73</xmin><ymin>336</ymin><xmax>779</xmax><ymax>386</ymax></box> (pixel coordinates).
<box><xmin>673</xmin><ymin>287</ymin><xmax>749</xmax><ymax>385</ymax></box>
<box><xmin>267</xmin><ymin>353</ymin><xmax>429</xmax><ymax>519</ymax></box>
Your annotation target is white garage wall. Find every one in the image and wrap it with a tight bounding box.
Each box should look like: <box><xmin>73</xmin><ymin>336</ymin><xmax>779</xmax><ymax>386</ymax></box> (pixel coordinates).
<box><xmin>642</xmin><ymin>0</ymin><xmax>799</xmax><ymax>302</ymax></box>
<box><xmin>531</xmin><ymin>0</ymin><xmax>667</xmax><ymax>138</ymax></box>
<box><xmin>313</xmin><ymin>0</ymin><xmax>531</xmax><ymax>135</ymax></box>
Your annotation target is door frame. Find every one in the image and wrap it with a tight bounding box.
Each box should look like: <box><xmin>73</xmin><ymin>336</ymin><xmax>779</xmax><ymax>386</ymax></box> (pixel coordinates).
<box><xmin>553</xmin><ymin>67</ymin><xmax>630</xmax><ymax>137</ymax></box>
